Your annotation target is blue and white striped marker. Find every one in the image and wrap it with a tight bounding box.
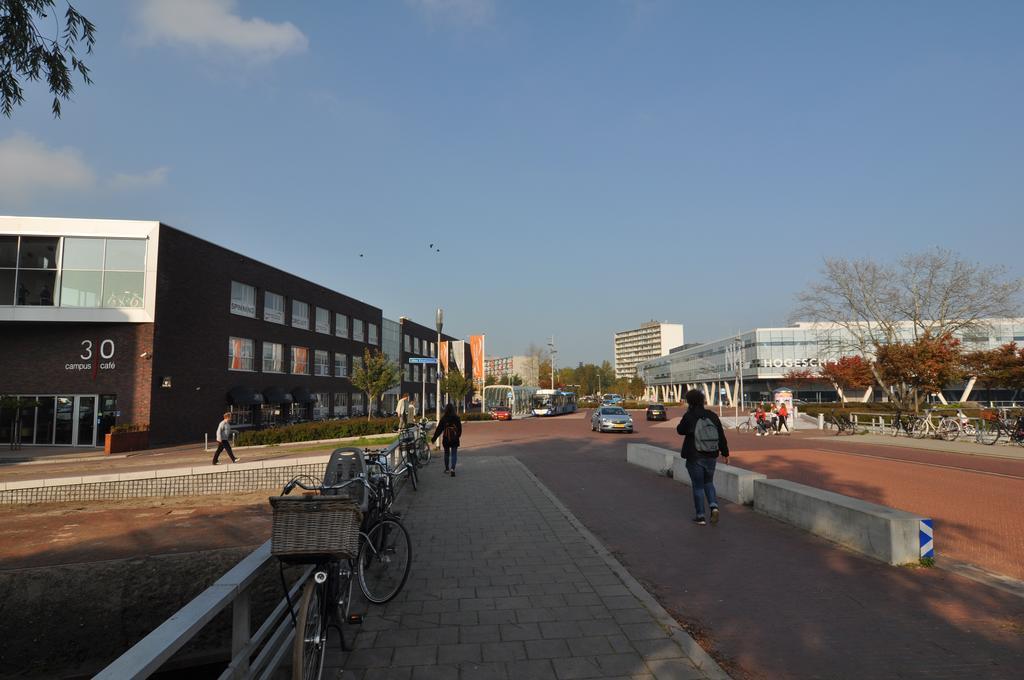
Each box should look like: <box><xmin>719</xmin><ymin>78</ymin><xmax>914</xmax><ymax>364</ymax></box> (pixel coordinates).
<box><xmin>919</xmin><ymin>519</ymin><xmax>934</xmax><ymax>558</ymax></box>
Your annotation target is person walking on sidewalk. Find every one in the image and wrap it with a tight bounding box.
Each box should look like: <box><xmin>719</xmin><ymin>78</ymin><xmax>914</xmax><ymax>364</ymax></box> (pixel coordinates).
<box><xmin>431</xmin><ymin>402</ymin><xmax>462</xmax><ymax>477</ymax></box>
<box><xmin>776</xmin><ymin>401</ymin><xmax>790</xmax><ymax>434</ymax></box>
<box><xmin>212</xmin><ymin>412</ymin><xmax>239</xmax><ymax>465</ymax></box>
<box><xmin>397</xmin><ymin>393</ymin><xmax>412</xmax><ymax>429</ymax></box>
<box><xmin>677</xmin><ymin>389</ymin><xmax>729</xmax><ymax>525</ymax></box>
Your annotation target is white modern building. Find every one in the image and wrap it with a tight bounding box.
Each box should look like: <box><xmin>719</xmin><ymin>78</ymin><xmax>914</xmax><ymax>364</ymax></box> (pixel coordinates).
<box><xmin>638</xmin><ymin>320</ymin><xmax>1024</xmax><ymax>406</ymax></box>
<box><xmin>614</xmin><ymin>322</ymin><xmax>684</xmax><ymax>379</ymax></box>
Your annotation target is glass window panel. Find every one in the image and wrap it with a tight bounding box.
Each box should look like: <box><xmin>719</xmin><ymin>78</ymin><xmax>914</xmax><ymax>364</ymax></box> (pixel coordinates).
<box><xmin>335</xmin><ymin>353</ymin><xmax>349</xmax><ymax>377</ymax></box>
<box><xmin>263</xmin><ymin>342</ymin><xmax>284</xmax><ymax>373</ymax></box>
<box><xmin>292</xmin><ymin>301</ymin><xmax>310</xmax><ymax>329</ymax></box>
<box><xmin>292</xmin><ymin>347</ymin><xmax>309</xmax><ymax>374</ymax></box>
<box><xmin>102</xmin><ymin>271</ymin><xmax>145</xmax><ymax>307</ymax></box>
<box><xmin>60</xmin><ymin>270</ymin><xmax>102</xmax><ymax>307</ymax></box>
<box><xmin>316</xmin><ymin>307</ymin><xmax>330</xmax><ymax>333</ymax></box>
<box><xmin>0</xmin><ymin>236</ymin><xmax>19</xmax><ymax>267</ymax></box>
<box><xmin>264</xmin><ymin>291</ymin><xmax>285</xmax><ymax>324</ymax></box>
<box><xmin>62</xmin><ymin>238</ymin><xmax>105</xmax><ymax>269</ymax></box>
<box><xmin>104</xmin><ymin>239</ymin><xmax>146</xmax><ymax>270</ymax></box>
<box><xmin>230</xmin><ymin>281</ymin><xmax>256</xmax><ymax>317</ymax></box>
<box><xmin>353</xmin><ymin>319</ymin><xmax>364</xmax><ymax>342</ymax></box>
<box><xmin>314</xmin><ymin>350</ymin><xmax>330</xmax><ymax>376</ymax></box>
<box><xmin>228</xmin><ymin>337</ymin><xmax>254</xmax><ymax>371</ymax></box>
<box><xmin>0</xmin><ymin>270</ymin><xmax>14</xmax><ymax>305</ymax></box>
<box><xmin>335</xmin><ymin>313</ymin><xmax>349</xmax><ymax>338</ymax></box>
<box><xmin>18</xmin><ymin>237</ymin><xmax>59</xmax><ymax>269</ymax></box>
<box><xmin>16</xmin><ymin>269</ymin><xmax>56</xmax><ymax>305</ymax></box>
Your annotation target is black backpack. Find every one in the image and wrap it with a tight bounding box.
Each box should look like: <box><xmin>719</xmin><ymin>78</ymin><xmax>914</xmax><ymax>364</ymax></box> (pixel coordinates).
<box><xmin>443</xmin><ymin>421</ymin><xmax>459</xmax><ymax>443</ymax></box>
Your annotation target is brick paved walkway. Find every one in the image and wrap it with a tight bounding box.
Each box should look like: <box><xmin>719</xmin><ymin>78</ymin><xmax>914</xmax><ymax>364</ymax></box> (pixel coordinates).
<box><xmin>323</xmin><ymin>456</ymin><xmax>727</xmax><ymax>680</ymax></box>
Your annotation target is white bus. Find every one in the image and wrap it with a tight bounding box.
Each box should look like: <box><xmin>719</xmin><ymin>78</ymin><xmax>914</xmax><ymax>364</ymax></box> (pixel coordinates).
<box><xmin>532</xmin><ymin>390</ymin><xmax>578</xmax><ymax>416</ymax></box>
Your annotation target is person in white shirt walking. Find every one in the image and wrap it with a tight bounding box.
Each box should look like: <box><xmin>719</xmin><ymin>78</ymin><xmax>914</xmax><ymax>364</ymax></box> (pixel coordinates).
<box><xmin>213</xmin><ymin>412</ymin><xmax>240</xmax><ymax>464</ymax></box>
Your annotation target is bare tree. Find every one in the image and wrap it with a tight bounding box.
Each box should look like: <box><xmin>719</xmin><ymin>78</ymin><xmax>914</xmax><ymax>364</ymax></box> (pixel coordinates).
<box><xmin>794</xmin><ymin>248</ymin><xmax>1023</xmax><ymax>401</ymax></box>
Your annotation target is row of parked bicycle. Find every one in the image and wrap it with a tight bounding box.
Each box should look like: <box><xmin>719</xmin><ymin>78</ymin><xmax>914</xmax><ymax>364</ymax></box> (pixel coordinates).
<box><xmin>269</xmin><ymin>420</ymin><xmax>434</xmax><ymax>680</ymax></box>
<box><xmin>828</xmin><ymin>408</ymin><xmax>1024</xmax><ymax>446</ymax></box>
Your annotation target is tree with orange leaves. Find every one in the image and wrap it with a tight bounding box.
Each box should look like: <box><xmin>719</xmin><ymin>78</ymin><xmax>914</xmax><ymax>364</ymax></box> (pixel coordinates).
<box><xmin>874</xmin><ymin>333</ymin><xmax>963</xmax><ymax>411</ymax></box>
<box><xmin>818</xmin><ymin>356</ymin><xmax>875</xmax><ymax>404</ymax></box>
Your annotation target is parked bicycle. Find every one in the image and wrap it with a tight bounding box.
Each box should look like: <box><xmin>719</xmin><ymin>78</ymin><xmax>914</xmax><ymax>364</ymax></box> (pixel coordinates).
<box><xmin>735</xmin><ymin>414</ymin><xmax>755</xmax><ymax>433</ymax></box>
<box><xmin>887</xmin><ymin>411</ymin><xmax>920</xmax><ymax>438</ymax></box>
<box><xmin>271</xmin><ymin>447</ymin><xmax>412</xmax><ymax>680</ymax></box>
<box><xmin>828</xmin><ymin>411</ymin><xmax>865</xmax><ymax>435</ymax></box>
<box><xmin>977</xmin><ymin>408</ymin><xmax>1024</xmax><ymax>446</ymax></box>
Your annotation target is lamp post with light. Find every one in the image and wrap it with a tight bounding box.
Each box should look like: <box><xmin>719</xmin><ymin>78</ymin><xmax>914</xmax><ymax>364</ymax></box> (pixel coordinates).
<box><xmin>435</xmin><ymin>308</ymin><xmax>443</xmax><ymax>422</ymax></box>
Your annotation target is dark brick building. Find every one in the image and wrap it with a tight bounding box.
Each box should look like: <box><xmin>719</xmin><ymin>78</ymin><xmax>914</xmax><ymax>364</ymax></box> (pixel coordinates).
<box><xmin>0</xmin><ymin>217</ymin><xmax>459</xmax><ymax>447</ymax></box>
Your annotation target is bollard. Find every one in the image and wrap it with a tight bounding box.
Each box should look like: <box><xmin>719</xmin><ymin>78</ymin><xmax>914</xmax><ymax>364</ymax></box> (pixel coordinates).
<box><xmin>818</xmin><ymin>413</ymin><xmax>825</xmax><ymax>430</ymax></box>
<box><xmin>204</xmin><ymin>433</ymin><xmax>209</xmax><ymax>452</ymax></box>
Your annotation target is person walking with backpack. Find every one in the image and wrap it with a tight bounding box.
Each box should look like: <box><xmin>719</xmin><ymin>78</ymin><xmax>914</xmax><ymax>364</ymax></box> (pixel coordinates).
<box><xmin>677</xmin><ymin>389</ymin><xmax>729</xmax><ymax>525</ymax></box>
<box><xmin>431</xmin><ymin>402</ymin><xmax>463</xmax><ymax>477</ymax></box>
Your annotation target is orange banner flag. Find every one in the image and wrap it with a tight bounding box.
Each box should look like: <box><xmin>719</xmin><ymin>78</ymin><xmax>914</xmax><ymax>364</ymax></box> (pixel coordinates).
<box><xmin>439</xmin><ymin>340</ymin><xmax>449</xmax><ymax>373</ymax></box>
<box><xmin>470</xmin><ymin>335</ymin><xmax>484</xmax><ymax>380</ymax></box>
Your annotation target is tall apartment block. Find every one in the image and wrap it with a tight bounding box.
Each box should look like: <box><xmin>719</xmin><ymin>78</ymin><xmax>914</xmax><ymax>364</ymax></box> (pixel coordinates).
<box><xmin>613</xmin><ymin>321</ymin><xmax>684</xmax><ymax>379</ymax></box>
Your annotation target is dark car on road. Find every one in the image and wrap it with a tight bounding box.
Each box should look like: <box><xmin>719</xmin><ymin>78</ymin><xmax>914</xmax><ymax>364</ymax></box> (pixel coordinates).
<box><xmin>645</xmin><ymin>403</ymin><xmax>667</xmax><ymax>421</ymax></box>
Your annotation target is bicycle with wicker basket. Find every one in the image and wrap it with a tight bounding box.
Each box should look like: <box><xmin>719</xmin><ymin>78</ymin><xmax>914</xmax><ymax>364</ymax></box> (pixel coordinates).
<box><xmin>271</xmin><ymin>447</ymin><xmax>412</xmax><ymax>680</ymax></box>
<box><xmin>977</xmin><ymin>408</ymin><xmax>1024</xmax><ymax>446</ymax></box>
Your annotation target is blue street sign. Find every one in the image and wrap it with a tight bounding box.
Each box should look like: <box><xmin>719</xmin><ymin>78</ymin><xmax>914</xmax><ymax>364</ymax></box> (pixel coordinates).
<box><xmin>408</xmin><ymin>357</ymin><xmax>437</xmax><ymax>364</ymax></box>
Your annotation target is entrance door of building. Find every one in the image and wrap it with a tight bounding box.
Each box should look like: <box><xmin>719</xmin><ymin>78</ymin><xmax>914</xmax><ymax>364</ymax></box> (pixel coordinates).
<box><xmin>4</xmin><ymin>393</ymin><xmax>100</xmax><ymax>446</ymax></box>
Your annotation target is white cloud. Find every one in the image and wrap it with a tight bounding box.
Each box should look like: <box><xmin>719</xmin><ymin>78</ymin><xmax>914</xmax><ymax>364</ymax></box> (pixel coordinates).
<box><xmin>137</xmin><ymin>0</ymin><xmax>308</xmax><ymax>60</ymax></box>
<box><xmin>407</xmin><ymin>0</ymin><xmax>495</xmax><ymax>27</ymax></box>
<box><xmin>0</xmin><ymin>134</ymin><xmax>169</xmax><ymax>204</ymax></box>
<box><xmin>109</xmin><ymin>166</ymin><xmax>170</xmax><ymax>191</ymax></box>
<box><xmin>0</xmin><ymin>133</ymin><xmax>96</xmax><ymax>204</ymax></box>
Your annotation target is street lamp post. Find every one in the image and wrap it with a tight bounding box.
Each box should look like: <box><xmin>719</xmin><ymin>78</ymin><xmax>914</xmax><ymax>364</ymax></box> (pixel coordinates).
<box><xmin>435</xmin><ymin>308</ymin><xmax>443</xmax><ymax>422</ymax></box>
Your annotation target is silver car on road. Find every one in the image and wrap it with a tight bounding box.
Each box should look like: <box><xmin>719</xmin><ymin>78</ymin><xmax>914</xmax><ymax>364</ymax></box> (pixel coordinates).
<box><xmin>591</xmin><ymin>406</ymin><xmax>634</xmax><ymax>433</ymax></box>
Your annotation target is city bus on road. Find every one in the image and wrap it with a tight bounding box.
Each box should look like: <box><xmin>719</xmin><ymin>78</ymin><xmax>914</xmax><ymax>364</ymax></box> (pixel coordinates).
<box><xmin>532</xmin><ymin>389</ymin><xmax>578</xmax><ymax>416</ymax></box>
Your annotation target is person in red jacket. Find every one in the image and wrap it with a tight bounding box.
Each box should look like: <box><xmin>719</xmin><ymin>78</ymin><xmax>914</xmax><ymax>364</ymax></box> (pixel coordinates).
<box><xmin>777</xmin><ymin>402</ymin><xmax>790</xmax><ymax>434</ymax></box>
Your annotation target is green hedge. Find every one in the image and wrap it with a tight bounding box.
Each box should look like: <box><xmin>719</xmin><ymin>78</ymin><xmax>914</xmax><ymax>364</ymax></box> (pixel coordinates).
<box><xmin>461</xmin><ymin>412</ymin><xmax>493</xmax><ymax>421</ymax></box>
<box><xmin>236</xmin><ymin>417</ymin><xmax>401</xmax><ymax>446</ymax></box>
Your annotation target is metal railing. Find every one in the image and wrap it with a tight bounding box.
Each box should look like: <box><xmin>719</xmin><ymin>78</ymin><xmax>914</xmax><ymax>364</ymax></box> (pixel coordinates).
<box><xmin>97</xmin><ymin>437</ymin><xmax>405</xmax><ymax>679</ymax></box>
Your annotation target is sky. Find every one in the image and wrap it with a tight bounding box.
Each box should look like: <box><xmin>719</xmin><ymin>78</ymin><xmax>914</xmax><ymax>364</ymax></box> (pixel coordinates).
<box><xmin>2</xmin><ymin>0</ymin><xmax>1022</xmax><ymax>366</ymax></box>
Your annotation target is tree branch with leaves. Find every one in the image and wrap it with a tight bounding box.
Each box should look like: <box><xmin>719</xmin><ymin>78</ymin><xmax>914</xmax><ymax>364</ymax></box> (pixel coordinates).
<box><xmin>1</xmin><ymin>1</ymin><xmax>96</xmax><ymax>117</ymax></box>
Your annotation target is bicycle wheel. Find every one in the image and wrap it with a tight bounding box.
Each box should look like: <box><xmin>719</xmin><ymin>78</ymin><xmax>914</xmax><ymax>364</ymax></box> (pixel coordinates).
<box><xmin>976</xmin><ymin>421</ymin><xmax>1000</xmax><ymax>445</ymax></box>
<box><xmin>735</xmin><ymin>422</ymin><xmax>752</xmax><ymax>433</ymax></box>
<box><xmin>331</xmin><ymin>560</ymin><xmax>355</xmax><ymax>651</ymax></box>
<box><xmin>937</xmin><ymin>419</ymin><xmax>960</xmax><ymax>442</ymax></box>
<box><xmin>357</xmin><ymin>519</ymin><xmax>412</xmax><ymax>604</ymax></box>
<box><xmin>292</xmin><ymin>578</ymin><xmax>329</xmax><ymax>680</ymax></box>
<box><xmin>417</xmin><ymin>440</ymin><xmax>431</xmax><ymax>465</ymax></box>
<box><xmin>911</xmin><ymin>419</ymin><xmax>928</xmax><ymax>439</ymax></box>
<box><xmin>408</xmin><ymin>460</ymin><xmax>418</xmax><ymax>491</ymax></box>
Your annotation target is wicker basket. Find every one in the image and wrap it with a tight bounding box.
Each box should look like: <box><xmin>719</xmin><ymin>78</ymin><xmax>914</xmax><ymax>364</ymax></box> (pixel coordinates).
<box><xmin>980</xmin><ymin>409</ymin><xmax>999</xmax><ymax>422</ymax></box>
<box><xmin>270</xmin><ymin>495</ymin><xmax>362</xmax><ymax>562</ymax></box>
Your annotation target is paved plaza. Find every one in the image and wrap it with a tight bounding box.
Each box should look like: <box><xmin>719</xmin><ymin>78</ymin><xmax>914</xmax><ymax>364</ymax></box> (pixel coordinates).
<box><xmin>322</xmin><ymin>456</ymin><xmax>726</xmax><ymax>680</ymax></box>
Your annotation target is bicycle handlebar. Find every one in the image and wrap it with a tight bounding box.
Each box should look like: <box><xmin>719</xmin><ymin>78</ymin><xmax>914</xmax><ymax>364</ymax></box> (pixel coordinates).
<box><xmin>282</xmin><ymin>476</ymin><xmax>370</xmax><ymax>496</ymax></box>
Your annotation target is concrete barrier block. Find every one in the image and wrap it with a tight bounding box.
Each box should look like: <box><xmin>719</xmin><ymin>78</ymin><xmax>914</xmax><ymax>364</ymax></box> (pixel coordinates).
<box><xmin>117</xmin><ymin>470</ymin><xmax>158</xmax><ymax>481</ymax></box>
<box><xmin>155</xmin><ymin>467</ymin><xmax>192</xmax><ymax>479</ymax></box>
<box><xmin>626</xmin><ymin>443</ymin><xmax>675</xmax><ymax>476</ymax></box>
<box><xmin>80</xmin><ymin>474</ymin><xmax>121</xmax><ymax>484</ymax></box>
<box><xmin>753</xmin><ymin>479</ymin><xmax>930</xmax><ymax>565</ymax></box>
<box><xmin>5</xmin><ymin>479</ymin><xmax>41</xmax><ymax>490</ymax></box>
<box><xmin>671</xmin><ymin>457</ymin><xmax>765</xmax><ymax>506</ymax></box>
<box><xmin>44</xmin><ymin>476</ymin><xmax>83</xmax><ymax>487</ymax></box>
